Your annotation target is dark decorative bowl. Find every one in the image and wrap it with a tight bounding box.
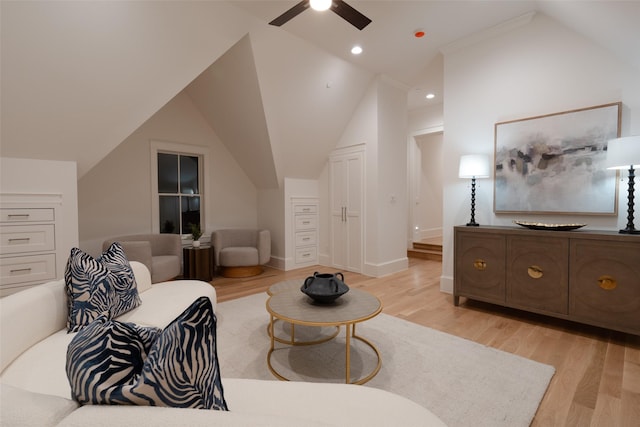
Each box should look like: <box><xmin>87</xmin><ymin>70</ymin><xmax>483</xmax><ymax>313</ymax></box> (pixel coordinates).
<box><xmin>301</xmin><ymin>272</ymin><xmax>349</xmax><ymax>304</ymax></box>
<box><xmin>514</xmin><ymin>220</ymin><xmax>586</xmax><ymax>231</ymax></box>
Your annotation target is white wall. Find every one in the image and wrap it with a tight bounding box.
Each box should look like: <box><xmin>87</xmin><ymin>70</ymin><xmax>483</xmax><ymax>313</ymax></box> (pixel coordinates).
<box><xmin>258</xmin><ymin>187</ymin><xmax>284</xmax><ymax>268</ymax></box>
<box><xmin>441</xmin><ymin>13</ymin><xmax>640</xmax><ymax>293</ymax></box>
<box><xmin>320</xmin><ymin>76</ymin><xmax>409</xmax><ymax>277</ymax></box>
<box><xmin>78</xmin><ymin>91</ymin><xmax>257</xmax><ymax>256</ymax></box>
<box><xmin>374</xmin><ymin>77</ymin><xmax>409</xmax><ymax>275</ymax></box>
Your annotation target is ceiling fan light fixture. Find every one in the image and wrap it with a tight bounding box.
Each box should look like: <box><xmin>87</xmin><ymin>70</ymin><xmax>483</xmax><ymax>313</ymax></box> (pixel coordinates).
<box><xmin>310</xmin><ymin>0</ymin><xmax>332</xmax><ymax>12</ymax></box>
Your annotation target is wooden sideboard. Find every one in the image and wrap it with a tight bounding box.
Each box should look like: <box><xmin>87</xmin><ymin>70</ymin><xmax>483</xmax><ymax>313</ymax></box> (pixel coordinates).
<box><xmin>454</xmin><ymin>225</ymin><xmax>640</xmax><ymax>335</ymax></box>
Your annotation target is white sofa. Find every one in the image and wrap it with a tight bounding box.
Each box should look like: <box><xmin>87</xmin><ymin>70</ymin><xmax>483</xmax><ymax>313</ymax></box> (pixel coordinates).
<box><xmin>0</xmin><ymin>261</ymin><xmax>446</xmax><ymax>426</ymax></box>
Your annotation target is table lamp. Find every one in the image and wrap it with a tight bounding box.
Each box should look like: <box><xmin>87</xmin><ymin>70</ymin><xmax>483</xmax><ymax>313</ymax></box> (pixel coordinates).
<box><xmin>605</xmin><ymin>136</ymin><xmax>640</xmax><ymax>234</ymax></box>
<box><xmin>459</xmin><ymin>154</ymin><xmax>490</xmax><ymax>226</ymax></box>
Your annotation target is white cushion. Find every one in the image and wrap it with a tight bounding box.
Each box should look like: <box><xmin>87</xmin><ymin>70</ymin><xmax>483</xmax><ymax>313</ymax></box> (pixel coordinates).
<box><xmin>0</xmin><ymin>329</ymin><xmax>74</xmax><ymax>399</ymax></box>
<box><xmin>222</xmin><ymin>379</ymin><xmax>447</xmax><ymax>427</ymax></box>
<box><xmin>0</xmin><ymin>383</ymin><xmax>78</xmax><ymax>427</ymax></box>
<box><xmin>0</xmin><ymin>279</ymin><xmax>67</xmax><ymax>373</ymax></box>
<box><xmin>56</xmin><ymin>405</ymin><xmax>332</xmax><ymax>427</ymax></box>
<box><xmin>116</xmin><ymin>280</ymin><xmax>217</xmax><ymax>328</ymax></box>
<box><xmin>129</xmin><ymin>261</ymin><xmax>152</xmax><ymax>293</ymax></box>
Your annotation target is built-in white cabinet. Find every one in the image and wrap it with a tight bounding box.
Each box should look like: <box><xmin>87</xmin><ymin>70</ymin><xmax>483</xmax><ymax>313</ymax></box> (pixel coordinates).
<box><xmin>291</xmin><ymin>198</ymin><xmax>319</xmax><ymax>267</ymax></box>
<box><xmin>1</xmin><ymin>157</ymin><xmax>79</xmax><ymax>297</ymax></box>
<box><xmin>329</xmin><ymin>147</ymin><xmax>363</xmax><ymax>273</ymax></box>
<box><xmin>0</xmin><ymin>198</ymin><xmax>60</xmax><ymax>296</ymax></box>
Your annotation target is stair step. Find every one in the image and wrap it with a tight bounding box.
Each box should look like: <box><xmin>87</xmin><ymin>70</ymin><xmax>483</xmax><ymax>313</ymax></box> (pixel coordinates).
<box><xmin>412</xmin><ymin>242</ymin><xmax>442</xmax><ymax>252</ymax></box>
<box><xmin>407</xmin><ymin>248</ymin><xmax>442</xmax><ymax>261</ymax></box>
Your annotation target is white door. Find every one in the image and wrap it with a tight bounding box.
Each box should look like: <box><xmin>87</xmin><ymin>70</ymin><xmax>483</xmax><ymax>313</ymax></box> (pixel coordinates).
<box><xmin>330</xmin><ymin>148</ymin><xmax>363</xmax><ymax>272</ymax></box>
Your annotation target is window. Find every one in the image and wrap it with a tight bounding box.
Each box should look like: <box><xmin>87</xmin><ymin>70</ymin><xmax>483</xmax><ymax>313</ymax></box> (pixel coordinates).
<box><xmin>151</xmin><ymin>141</ymin><xmax>209</xmax><ymax>236</ymax></box>
<box><xmin>156</xmin><ymin>152</ymin><xmax>201</xmax><ymax>234</ymax></box>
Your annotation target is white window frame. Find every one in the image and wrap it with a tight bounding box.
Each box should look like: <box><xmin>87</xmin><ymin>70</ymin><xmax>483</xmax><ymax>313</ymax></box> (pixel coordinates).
<box><xmin>150</xmin><ymin>140</ymin><xmax>210</xmax><ymax>238</ymax></box>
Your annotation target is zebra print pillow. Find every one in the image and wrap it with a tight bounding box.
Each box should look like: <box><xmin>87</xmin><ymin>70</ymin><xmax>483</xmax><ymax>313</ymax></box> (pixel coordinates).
<box><xmin>66</xmin><ymin>314</ymin><xmax>161</xmax><ymax>404</ymax></box>
<box><xmin>65</xmin><ymin>242</ymin><xmax>142</xmax><ymax>332</ymax></box>
<box><xmin>66</xmin><ymin>297</ymin><xmax>228</xmax><ymax>411</ymax></box>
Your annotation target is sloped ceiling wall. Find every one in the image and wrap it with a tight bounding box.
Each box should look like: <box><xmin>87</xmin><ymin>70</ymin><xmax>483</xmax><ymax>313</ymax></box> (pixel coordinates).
<box><xmin>186</xmin><ymin>35</ymin><xmax>279</xmax><ymax>189</ymax></box>
<box><xmin>0</xmin><ymin>1</ymin><xmax>254</xmax><ymax>177</ymax></box>
<box><xmin>186</xmin><ymin>26</ymin><xmax>375</xmax><ymax>189</ymax></box>
<box><xmin>1</xmin><ymin>1</ymin><xmax>376</xmax><ymax>189</ymax></box>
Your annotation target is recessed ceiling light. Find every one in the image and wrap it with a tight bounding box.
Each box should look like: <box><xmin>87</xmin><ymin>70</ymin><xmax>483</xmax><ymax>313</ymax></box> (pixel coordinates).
<box><xmin>351</xmin><ymin>45</ymin><xmax>363</xmax><ymax>55</ymax></box>
<box><xmin>426</xmin><ymin>93</ymin><xmax>435</xmax><ymax>99</ymax></box>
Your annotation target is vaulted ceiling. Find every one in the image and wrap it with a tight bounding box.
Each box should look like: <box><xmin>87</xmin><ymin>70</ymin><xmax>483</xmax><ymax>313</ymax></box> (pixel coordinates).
<box><xmin>2</xmin><ymin>1</ymin><xmax>638</xmax><ymax>188</ymax></box>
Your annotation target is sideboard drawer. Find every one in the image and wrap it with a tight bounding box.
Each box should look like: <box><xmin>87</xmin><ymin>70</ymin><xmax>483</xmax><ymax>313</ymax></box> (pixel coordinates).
<box><xmin>507</xmin><ymin>235</ymin><xmax>568</xmax><ymax>315</ymax></box>
<box><xmin>0</xmin><ymin>253</ymin><xmax>57</xmax><ymax>286</ymax></box>
<box><xmin>0</xmin><ymin>224</ymin><xmax>56</xmax><ymax>254</ymax></box>
<box><xmin>570</xmin><ymin>239</ymin><xmax>640</xmax><ymax>333</ymax></box>
<box><xmin>454</xmin><ymin>230</ymin><xmax>506</xmax><ymax>304</ymax></box>
<box><xmin>0</xmin><ymin>208</ymin><xmax>55</xmax><ymax>223</ymax></box>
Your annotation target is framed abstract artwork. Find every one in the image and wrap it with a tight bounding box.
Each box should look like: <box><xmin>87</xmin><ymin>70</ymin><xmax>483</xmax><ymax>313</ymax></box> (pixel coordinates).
<box><xmin>494</xmin><ymin>102</ymin><xmax>621</xmax><ymax>215</ymax></box>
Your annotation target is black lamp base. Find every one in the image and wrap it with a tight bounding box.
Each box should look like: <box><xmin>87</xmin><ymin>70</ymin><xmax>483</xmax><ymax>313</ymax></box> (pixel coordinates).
<box><xmin>466</xmin><ymin>177</ymin><xmax>481</xmax><ymax>227</ymax></box>
<box><xmin>619</xmin><ymin>166</ymin><xmax>638</xmax><ymax>234</ymax></box>
<box><xmin>619</xmin><ymin>227</ymin><xmax>640</xmax><ymax>234</ymax></box>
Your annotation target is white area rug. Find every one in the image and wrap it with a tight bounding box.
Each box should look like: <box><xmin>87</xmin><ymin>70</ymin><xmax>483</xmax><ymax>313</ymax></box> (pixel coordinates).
<box><xmin>215</xmin><ymin>293</ymin><xmax>555</xmax><ymax>427</ymax></box>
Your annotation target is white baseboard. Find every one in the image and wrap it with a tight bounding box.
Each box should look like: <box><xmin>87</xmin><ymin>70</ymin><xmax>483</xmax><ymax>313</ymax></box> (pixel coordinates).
<box><xmin>268</xmin><ymin>256</ymin><xmax>285</xmax><ymax>271</ymax></box>
<box><xmin>363</xmin><ymin>257</ymin><xmax>408</xmax><ymax>278</ymax></box>
<box><xmin>440</xmin><ymin>274</ymin><xmax>453</xmax><ymax>294</ymax></box>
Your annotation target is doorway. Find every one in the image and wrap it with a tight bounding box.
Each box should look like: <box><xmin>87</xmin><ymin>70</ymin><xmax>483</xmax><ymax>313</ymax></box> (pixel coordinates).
<box><xmin>408</xmin><ymin>128</ymin><xmax>443</xmax><ymax>259</ymax></box>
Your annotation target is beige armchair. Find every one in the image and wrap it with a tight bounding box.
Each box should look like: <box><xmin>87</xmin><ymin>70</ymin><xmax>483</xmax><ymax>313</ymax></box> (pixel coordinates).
<box><xmin>102</xmin><ymin>234</ymin><xmax>182</xmax><ymax>283</ymax></box>
<box><xmin>211</xmin><ymin>229</ymin><xmax>271</xmax><ymax>278</ymax></box>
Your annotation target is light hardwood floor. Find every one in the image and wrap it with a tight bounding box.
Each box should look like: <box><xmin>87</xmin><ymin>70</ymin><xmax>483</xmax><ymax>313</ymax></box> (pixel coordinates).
<box><xmin>210</xmin><ymin>258</ymin><xmax>640</xmax><ymax>427</ymax></box>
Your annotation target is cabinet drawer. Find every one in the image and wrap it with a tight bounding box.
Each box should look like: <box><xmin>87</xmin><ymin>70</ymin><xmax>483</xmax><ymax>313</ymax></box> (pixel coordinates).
<box><xmin>295</xmin><ymin>231</ymin><xmax>317</xmax><ymax>247</ymax></box>
<box><xmin>454</xmin><ymin>231</ymin><xmax>505</xmax><ymax>303</ymax></box>
<box><xmin>295</xmin><ymin>215</ymin><xmax>317</xmax><ymax>231</ymax></box>
<box><xmin>294</xmin><ymin>205</ymin><xmax>317</xmax><ymax>214</ymax></box>
<box><xmin>1</xmin><ymin>208</ymin><xmax>55</xmax><ymax>223</ymax></box>
<box><xmin>0</xmin><ymin>224</ymin><xmax>56</xmax><ymax>254</ymax></box>
<box><xmin>569</xmin><ymin>239</ymin><xmax>640</xmax><ymax>333</ymax></box>
<box><xmin>0</xmin><ymin>253</ymin><xmax>56</xmax><ymax>286</ymax></box>
<box><xmin>507</xmin><ymin>235</ymin><xmax>568</xmax><ymax>314</ymax></box>
<box><xmin>295</xmin><ymin>247</ymin><xmax>317</xmax><ymax>264</ymax></box>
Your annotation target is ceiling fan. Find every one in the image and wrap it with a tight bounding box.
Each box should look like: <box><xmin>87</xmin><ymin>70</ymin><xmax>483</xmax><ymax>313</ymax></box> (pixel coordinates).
<box><xmin>269</xmin><ymin>0</ymin><xmax>372</xmax><ymax>31</ymax></box>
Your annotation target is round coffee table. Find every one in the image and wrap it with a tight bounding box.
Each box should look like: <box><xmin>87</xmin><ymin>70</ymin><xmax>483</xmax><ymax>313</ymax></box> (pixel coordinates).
<box><xmin>266</xmin><ymin>288</ymin><xmax>382</xmax><ymax>385</ymax></box>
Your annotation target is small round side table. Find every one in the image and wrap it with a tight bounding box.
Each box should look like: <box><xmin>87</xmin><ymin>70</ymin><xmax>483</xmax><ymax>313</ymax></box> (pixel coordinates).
<box><xmin>183</xmin><ymin>245</ymin><xmax>214</xmax><ymax>281</ymax></box>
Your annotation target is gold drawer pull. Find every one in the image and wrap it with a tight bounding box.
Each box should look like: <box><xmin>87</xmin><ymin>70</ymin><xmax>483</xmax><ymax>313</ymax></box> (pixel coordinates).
<box><xmin>473</xmin><ymin>259</ymin><xmax>487</xmax><ymax>271</ymax></box>
<box><xmin>598</xmin><ymin>275</ymin><xmax>617</xmax><ymax>290</ymax></box>
<box><xmin>528</xmin><ymin>265</ymin><xmax>543</xmax><ymax>279</ymax></box>
<box><xmin>10</xmin><ymin>268</ymin><xmax>32</xmax><ymax>274</ymax></box>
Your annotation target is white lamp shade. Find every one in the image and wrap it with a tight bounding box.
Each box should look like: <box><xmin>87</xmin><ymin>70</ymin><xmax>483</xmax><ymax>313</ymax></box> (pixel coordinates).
<box><xmin>459</xmin><ymin>154</ymin><xmax>491</xmax><ymax>178</ymax></box>
<box><xmin>310</xmin><ymin>0</ymin><xmax>332</xmax><ymax>11</ymax></box>
<box><xmin>605</xmin><ymin>136</ymin><xmax>640</xmax><ymax>169</ymax></box>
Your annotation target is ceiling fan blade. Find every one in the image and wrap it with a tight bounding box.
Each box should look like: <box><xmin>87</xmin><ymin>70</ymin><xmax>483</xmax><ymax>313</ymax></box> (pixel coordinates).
<box><xmin>269</xmin><ymin>0</ymin><xmax>310</xmax><ymax>26</ymax></box>
<box><xmin>331</xmin><ymin>0</ymin><xmax>372</xmax><ymax>30</ymax></box>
